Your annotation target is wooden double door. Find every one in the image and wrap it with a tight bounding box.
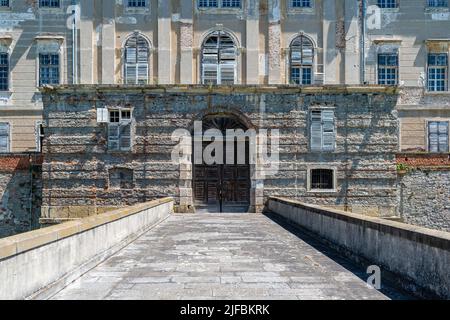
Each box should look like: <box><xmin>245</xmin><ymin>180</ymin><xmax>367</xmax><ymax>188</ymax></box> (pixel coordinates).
<box><xmin>193</xmin><ymin>117</ymin><xmax>251</xmax><ymax>213</ymax></box>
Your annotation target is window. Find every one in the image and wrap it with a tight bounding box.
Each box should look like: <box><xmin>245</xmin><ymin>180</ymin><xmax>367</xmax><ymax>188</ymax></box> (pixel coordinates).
<box><xmin>124</xmin><ymin>33</ymin><xmax>150</xmax><ymax>84</ymax></box>
<box><xmin>310</xmin><ymin>169</ymin><xmax>335</xmax><ymax>191</ymax></box>
<box><xmin>377</xmin><ymin>0</ymin><xmax>398</xmax><ymax>8</ymax></box>
<box><xmin>36</xmin><ymin>122</ymin><xmax>44</xmax><ymax>152</ymax></box>
<box><xmin>198</xmin><ymin>0</ymin><xmax>241</xmax><ymax>8</ymax></box>
<box><xmin>428</xmin><ymin>121</ymin><xmax>449</xmax><ymax>153</ymax></box>
<box><xmin>201</xmin><ymin>31</ymin><xmax>237</xmax><ymax>85</ymax></box>
<box><xmin>109</xmin><ymin>168</ymin><xmax>134</xmax><ymax>189</ymax></box>
<box><xmin>0</xmin><ymin>0</ymin><xmax>9</xmax><ymax>8</ymax></box>
<box><xmin>39</xmin><ymin>0</ymin><xmax>60</xmax><ymax>8</ymax></box>
<box><xmin>310</xmin><ymin>110</ymin><xmax>335</xmax><ymax>152</ymax></box>
<box><xmin>291</xmin><ymin>0</ymin><xmax>312</xmax><ymax>8</ymax></box>
<box><xmin>290</xmin><ymin>35</ymin><xmax>314</xmax><ymax>85</ymax></box>
<box><xmin>378</xmin><ymin>53</ymin><xmax>398</xmax><ymax>85</ymax></box>
<box><xmin>0</xmin><ymin>53</ymin><xmax>8</xmax><ymax>91</ymax></box>
<box><xmin>39</xmin><ymin>53</ymin><xmax>60</xmax><ymax>86</ymax></box>
<box><xmin>427</xmin><ymin>0</ymin><xmax>448</xmax><ymax>7</ymax></box>
<box><xmin>427</xmin><ymin>53</ymin><xmax>448</xmax><ymax>92</ymax></box>
<box><xmin>108</xmin><ymin>110</ymin><xmax>132</xmax><ymax>151</ymax></box>
<box><xmin>127</xmin><ymin>0</ymin><xmax>147</xmax><ymax>7</ymax></box>
<box><xmin>0</xmin><ymin>122</ymin><xmax>9</xmax><ymax>153</ymax></box>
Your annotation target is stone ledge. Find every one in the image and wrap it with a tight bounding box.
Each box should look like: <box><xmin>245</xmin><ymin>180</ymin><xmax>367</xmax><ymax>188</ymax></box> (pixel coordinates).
<box><xmin>269</xmin><ymin>197</ymin><xmax>450</xmax><ymax>251</ymax></box>
<box><xmin>40</xmin><ymin>84</ymin><xmax>400</xmax><ymax>95</ymax></box>
<box><xmin>0</xmin><ymin>197</ymin><xmax>173</xmax><ymax>260</ymax></box>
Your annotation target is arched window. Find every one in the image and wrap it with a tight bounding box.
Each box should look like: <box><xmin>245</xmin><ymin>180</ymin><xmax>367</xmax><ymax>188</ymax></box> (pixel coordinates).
<box><xmin>290</xmin><ymin>35</ymin><xmax>314</xmax><ymax>85</ymax></box>
<box><xmin>124</xmin><ymin>33</ymin><xmax>150</xmax><ymax>84</ymax></box>
<box><xmin>201</xmin><ymin>31</ymin><xmax>237</xmax><ymax>85</ymax></box>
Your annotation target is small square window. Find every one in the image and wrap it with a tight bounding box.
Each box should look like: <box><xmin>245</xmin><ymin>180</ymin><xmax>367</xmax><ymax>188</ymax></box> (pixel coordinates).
<box><xmin>427</xmin><ymin>0</ymin><xmax>448</xmax><ymax>8</ymax></box>
<box><xmin>377</xmin><ymin>0</ymin><xmax>398</xmax><ymax>8</ymax></box>
<box><xmin>309</xmin><ymin>169</ymin><xmax>336</xmax><ymax>191</ymax></box>
<box><xmin>291</xmin><ymin>0</ymin><xmax>312</xmax><ymax>8</ymax></box>
<box><xmin>0</xmin><ymin>0</ymin><xmax>10</xmax><ymax>8</ymax></box>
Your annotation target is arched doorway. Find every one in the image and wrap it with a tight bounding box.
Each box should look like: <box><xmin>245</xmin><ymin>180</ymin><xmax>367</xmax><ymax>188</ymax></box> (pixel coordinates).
<box><xmin>193</xmin><ymin>115</ymin><xmax>251</xmax><ymax>213</ymax></box>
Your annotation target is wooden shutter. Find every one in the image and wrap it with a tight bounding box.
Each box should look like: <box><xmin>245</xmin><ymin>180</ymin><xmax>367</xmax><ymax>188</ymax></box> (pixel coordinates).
<box><xmin>137</xmin><ymin>63</ymin><xmax>148</xmax><ymax>84</ymax></box>
<box><xmin>219</xmin><ymin>63</ymin><xmax>235</xmax><ymax>84</ymax></box>
<box><xmin>438</xmin><ymin>122</ymin><xmax>449</xmax><ymax>152</ymax></box>
<box><xmin>120</xmin><ymin>123</ymin><xmax>131</xmax><ymax>151</ymax></box>
<box><xmin>0</xmin><ymin>123</ymin><xmax>9</xmax><ymax>153</ymax></box>
<box><xmin>202</xmin><ymin>64</ymin><xmax>218</xmax><ymax>84</ymax></box>
<box><xmin>310</xmin><ymin>111</ymin><xmax>322</xmax><ymax>151</ymax></box>
<box><xmin>108</xmin><ymin>124</ymin><xmax>120</xmax><ymax>151</ymax></box>
<box><xmin>429</xmin><ymin>121</ymin><xmax>439</xmax><ymax>152</ymax></box>
<box><xmin>322</xmin><ymin>110</ymin><xmax>335</xmax><ymax>151</ymax></box>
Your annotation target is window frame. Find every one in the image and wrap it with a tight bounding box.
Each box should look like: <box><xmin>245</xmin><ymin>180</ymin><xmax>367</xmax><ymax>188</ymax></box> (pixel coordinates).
<box><xmin>0</xmin><ymin>52</ymin><xmax>9</xmax><ymax>91</ymax></box>
<box><xmin>309</xmin><ymin>109</ymin><xmax>336</xmax><ymax>152</ymax></box>
<box><xmin>38</xmin><ymin>52</ymin><xmax>61</xmax><ymax>87</ymax></box>
<box><xmin>427</xmin><ymin>120</ymin><xmax>449</xmax><ymax>153</ymax></box>
<box><xmin>289</xmin><ymin>35</ymin><xmax>315</xmax><ymax>85</ymax></box>
<box><xmin>38</xmin><ymin>0</ymin><xmax>61</xmax><ymax>9</ymax></box>
<box><xmin>0</xmin><ymin>0</ymin><xmax>10</xmax><ymax>10</ymax></box>
<box><xmin>377</xmin><ymin>53</ymin><xmax>399</xmax><ymax>86</ymax></box>
<box><xmin>197</xmin><ymin>0</ymin><xmax>242</xmax><ymax>11</ymax></box>
<box><xmin>307</xmin><ymin>166</ymin><xmax>338</xmax><ymax>193</ymax></box>
<box><xmin>0</xmin><ymin>121</ymin><xmax>10</xmax><ymax>153</ymax></box>
<box><xmin>427</xmin><ymin>53</ymin><xmax>448</xmax><ymax>92</ymax></box>
<box><xmin>426</xmin><ymin>0</ymin><xmax>449</xmax><ymax>9</ymax></box>
<box><xmin>123</xmin><ymin>33</ymin><xmax>151</xmax><ymax>85</ymax></box>
<box><xmin>200</xmin><ymin>31</ymin><xmax>238</xmax><ymax>85</ymax></box>
<box><xmin>377</xmin><ymin>0</ymin><xmax>399</xmax><ymax>9</ymax></box>
<box><xmin>107</xmin><ymin>109</ymin><xmax>133</xmax><ymax>152</ymax></box>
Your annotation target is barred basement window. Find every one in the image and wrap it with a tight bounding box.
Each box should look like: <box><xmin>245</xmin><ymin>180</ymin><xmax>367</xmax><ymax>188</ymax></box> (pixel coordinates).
<box><xmin>124</xmin><ymin>33</ymin><xmax>150</xmax><ymax>84</ymax></box>
<box><xmin>0</xmin><ymin>122</ymin><xmax>10</xmax><ymax>153</ymax></box>
<box><xmin>39</xmin><ymin>53</ymin><xmax>60</xmax><ymax>86</ymax></box>
<box><xmin>109</xmin><ymin>168</ymin><xmax>134</xmax><ymax>190</ymax></box>
<box><xmin>201</xmin><ymin>31</ymin><xmax>237</xmax><ymax>85</ymax></box>
<box><xmin>427</xmin><ymin>53</ymin><xmax>448</xmax><ymax>92</ymax></box>
<box><xmin>0</xmin><ymin>53</ymin><xmax>8</xmax><ymax>91</ymax></box>
<box><xmin>310</xmin><ymin>110</ymin><xmax>335</xmax><ymax>152</ymax></box>
<box><xmin>108</xmin><ymin>110</ymin><xmax>132</xmax><ymax>151</ymax></box>
<box><xmin>39</xmin><ymin>0</ymin><xmax>60</xmax><ymax>8</ymax></box>
<box><xmin>310</xmin><ymin>169</ymin><xmax>335</xmax><ymax>190</ymax></box>
<box><xmin>377</xmin><ymin>0</ymin><xmax>397</xmax><ymax>8</ymax></box>
<box><xmin>0</xmin><ymin>0</ymin><xmax>9</xmax><ymax>8</ymax></box>
<box><xmin>428</xmin><ymin>121</ymin><xmax>449</xmax><ymax>153</ymax></box>
<box><xmin>290</xmin><ymin>35</ymin><xmax>314</xmax><ymax>85</ymax></box>
<box><xmin>378</xmin><ymin>53</ymin><xmax>398</xmax><ymax>85</ymax></box>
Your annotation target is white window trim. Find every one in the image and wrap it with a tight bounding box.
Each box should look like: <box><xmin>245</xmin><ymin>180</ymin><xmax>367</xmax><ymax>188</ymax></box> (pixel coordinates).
<box><xmin>307</xmin><ymin>166</ymin><xmax>338</xmax><ymax>193</ymax></box>
<box><xmin>35</xmin><ymin>37</ymin><xmax>65</xmax><ymax>88</ymax></box>
<box><xmin>426</xmin><ymin>52</ymin><xmax>449</xmax><ymax>92</ymax></box>
<box><xmin>124</xmin><ymin>0</ymin><xmax>150</xmax><ymax>13</ymax></box>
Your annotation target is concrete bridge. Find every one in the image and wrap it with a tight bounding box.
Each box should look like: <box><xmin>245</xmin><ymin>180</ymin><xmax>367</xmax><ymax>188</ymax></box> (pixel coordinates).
<box><xmin>0</xmin><ymin>198</ymin><xmax>449</xmax><ymax>300</ymax></box>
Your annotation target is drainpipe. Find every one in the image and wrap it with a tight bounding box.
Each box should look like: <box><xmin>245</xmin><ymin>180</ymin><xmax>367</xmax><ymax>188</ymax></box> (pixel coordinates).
<box><xmin>72</xmin><ymin>0</ymin><xmax>78</xmax><ymax>84</ymax></box>
<box><xmin>360</xmin><ymin>0</ymin><xmax>367</xmax><ymax>84</ymax></box>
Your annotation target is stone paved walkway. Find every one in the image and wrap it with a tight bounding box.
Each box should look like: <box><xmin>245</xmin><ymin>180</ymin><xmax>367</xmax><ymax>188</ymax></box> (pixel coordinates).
<box><xmin>51</xmin><ymin>213</ymin><xmax>410</xmax><ymax>300</ymax></box>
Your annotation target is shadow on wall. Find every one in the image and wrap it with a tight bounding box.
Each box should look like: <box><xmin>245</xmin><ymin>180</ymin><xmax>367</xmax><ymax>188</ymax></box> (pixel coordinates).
<box><xmin>0</xmin><ymin>155</ymin><xmax>42</xmax><ymax>239</ymax></box>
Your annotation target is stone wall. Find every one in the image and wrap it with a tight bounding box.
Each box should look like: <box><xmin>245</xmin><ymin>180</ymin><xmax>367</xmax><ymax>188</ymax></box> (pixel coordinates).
<box><xmin>0</xmin><ymin>155</ymin><xmax>42</xmax><ymax>238</ymax></box>
<box><xmin>397</xmin><ymin>154</ymin><xmax>450</xmax><ymax>232</ymax></box>
<box><xmin>41</xmin><ymin>85</ymin><xmax>400</xmax><ymax>222</ymax></box>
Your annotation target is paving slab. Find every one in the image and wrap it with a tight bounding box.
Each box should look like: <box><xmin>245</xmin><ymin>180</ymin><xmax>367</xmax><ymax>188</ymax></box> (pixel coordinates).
<box><xmin>50</xmin><ymin>213</ymin><xmax>411</xmax><ymax>300</ymax></box>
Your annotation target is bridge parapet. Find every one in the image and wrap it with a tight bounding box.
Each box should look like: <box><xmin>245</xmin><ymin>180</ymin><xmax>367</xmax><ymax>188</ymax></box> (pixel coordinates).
<box><xmin>267</xmin><ymin>197</ymin><xmax>450</xmax><ymax>299</ymax></box>
<box><xmin>0</xmin><ymin>197</ymin><xmax>174</xmax><ymax>300</ymax></box>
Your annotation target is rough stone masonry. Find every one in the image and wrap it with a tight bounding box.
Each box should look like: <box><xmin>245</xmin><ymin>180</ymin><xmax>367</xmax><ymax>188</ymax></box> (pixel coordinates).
<box><xmin>39</xmin><ymin>85</ymin><xmax>400</xmax><ymax>224</ymax></box>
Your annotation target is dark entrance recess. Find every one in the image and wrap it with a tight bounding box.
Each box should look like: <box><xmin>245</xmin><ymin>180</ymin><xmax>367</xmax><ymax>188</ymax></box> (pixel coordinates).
<box><xmin>193</xmin><ymin>116</ymin><xmax>251</xmax><ymax>213</ymax></box>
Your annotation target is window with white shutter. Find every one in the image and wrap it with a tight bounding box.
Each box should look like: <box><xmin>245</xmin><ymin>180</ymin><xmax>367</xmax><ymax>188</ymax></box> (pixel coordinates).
<box><xmin>108</xmin><ymin>110</ymin><xmax>132</xmax><ymax>152</ymax></box>
<box><xmin>124</xmin><ymin>33</ymin><xmax>150</xmax><ymax>84</ymax></box>
<box><xmin>290</xmin><ymin>35</ymin><xmax>314</xmax><ymax>85</ymax></box>
<box><xmin>201</xmin><ymin>31</ymin><xmax>237</xmax><ymax>85</ymax></box>
<box><xmin>310</xmin><ymin>110</ymin><xmax>335</xmax><ymax>152</ymax></box>
<box><xmin>0</xmin><ymin>122</ymin><xmax>10</xmax><ymax>153</ymax></box>
<box><xmin>428</xmin><ymin>121</ymin><xmax>449</xmax><ymax>153</ymax></box>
